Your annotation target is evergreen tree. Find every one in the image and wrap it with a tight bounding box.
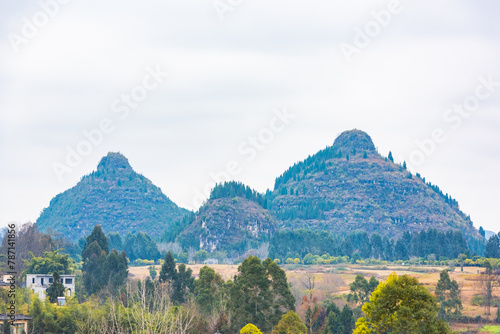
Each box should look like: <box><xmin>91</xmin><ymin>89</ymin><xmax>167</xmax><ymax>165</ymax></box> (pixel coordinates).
<box><xmin>340</xmin><ymin>304</ymin><xmax>355</xmax><ymax>334</ymax></box>
<box><xmin>388</xmin><ymin>151</ymin><xmax>394</xmax><ymax>162</ymax></box>
<box><xmin>104</xmin><ymin>249</ymin><xmax>128</xmax><ymax>291</ymax></box>
<box><xmin>108</xmin><ymin>232</ymin><xmax>123</xmax><ymax>251</ymax></box>
<box><xmin>485</xmin><ymin>233</ymin><xmax>500</xmax><ymax>258</ymax></box>
<box><xmin>347</xmin><ymin>274</ymin><xmax>378</xmax><ymax>306</ymax></box>
<box><xmin>195</xmin><ymin>266</ymin><xmax>224</xmax><ymax>314</ymax></box>
<box><xmin>81</xmin><ymin>225</ymin><xmax>127</xmax><ymax>294</ymax></box>
<box><xmin>171</xmin><ymin>263</ymin><xmax>194</xmax><ymax>304</ymax></box>
<box><xmin>435</xmin><ymin>269</ymin><xmax>462</xmax><ymax>317</ymax></box>
<box><xmin>81</xmin><ymin>239</ymin><xmax>107</xmax><ymax>294</ymax></box>
<box><xmin>159</xmin><ymin>251</ymin><xmax>176</xmax><ymax>283</ymax></box>
<box><xmin>478</xmin><ymin>226</ymin><xmax>485</xmax><ymax>238</ymax></box>
<box><xmin>229</xmin><ymin>256</ymin><xmax>295</xmax><ymax>332</ymax></box>
<box><xmin>46</xmin><ymin>271</ymin><xmax>66</xmax><ymax>303</ymax></box>
<box><xmin>85</xmin><ymin>225</ymin><xmax>109</xmax><ymax>254</ymax></box>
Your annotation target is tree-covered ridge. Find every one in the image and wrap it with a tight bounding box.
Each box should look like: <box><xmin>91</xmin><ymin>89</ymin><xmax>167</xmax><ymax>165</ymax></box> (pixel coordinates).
<box><xmin>36</xmin><ymin>152</ymin><xmax>190</xmax><ymax>241</ymax></box>
<box><xmin>268</xmin><ymin>129</ymin><xmax>483</xmax><ymax>254</ymax></box>
<box><xmin>179</xmin><ymin>195</ymin><xmax>277</xmax><ymax>255</ymax></box>
<box><xmin>274</xmin><ymin>129</ymin><xmax>376</xmax><ymax>189</ymax></box>
<box><xmin>210</xmin><ymin>181</ymin><xmax>267</xmax><ymax>208</ymax></box>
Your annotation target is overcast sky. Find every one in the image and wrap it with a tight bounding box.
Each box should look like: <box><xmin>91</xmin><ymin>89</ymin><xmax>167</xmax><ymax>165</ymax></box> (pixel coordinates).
<box><xmin>1</xmin><ymin>0</ymin><xmax>499</xmax><ymax>233</ymax></box>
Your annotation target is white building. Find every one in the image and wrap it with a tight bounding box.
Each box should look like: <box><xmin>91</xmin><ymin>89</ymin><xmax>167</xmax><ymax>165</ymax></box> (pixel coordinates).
<box><xmin>26</xmin><ymin>274</ymin><xmax>75</xmax><ymax>301</ymax></box>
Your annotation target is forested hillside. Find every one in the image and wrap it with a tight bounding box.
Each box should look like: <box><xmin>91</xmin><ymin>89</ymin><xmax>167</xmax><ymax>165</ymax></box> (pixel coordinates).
<box><xmin>36</xmin><ymin>152</ymin><xmax>190</xmax><ymax>241</ymax></box>
<box><xmin>268</xmin><ymin>129</ymin><xmax>484</xmax><ymax>254</ymax></box>
<box><xmin>178</xmin><ymin>181</ymin><xmax>277</xmax><ymax>255</ymax></box>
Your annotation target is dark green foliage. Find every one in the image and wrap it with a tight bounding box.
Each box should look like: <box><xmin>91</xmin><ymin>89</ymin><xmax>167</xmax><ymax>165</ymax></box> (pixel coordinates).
<box><xmin>388</xmin><ymin>151</ymin><xmax>394</xmax><ymax>162</ymax></box>
<box><xmin>123</xmin><ymin>232</ymin><xmax>160</xmax><ymax>261</ymax></box>
<box><xmin>229</xmin><ymin>256</ymin><xmax>295</xmax><ymax>332</ymax></box>
<box><xmin>269</xmin><ymin>229</ymin><xmax>339</xmax><ymax>260</ymax></box>
<box><xmin>435</xmin><ymin>269</ymin><xmax>462</xmax><ymax>317</ymax></box>
<box><xmin>36</xmin><ymin>152</ymin><xmax>190</xmax><ymax>241</ymax></box>
<box><xmin>108</xmin><ymin>232</ymin><xmax>123</xmax><ymax>250</ymax></box>
<box><xmin>210</xmin><ymin>181</ymin><xmax>267</xmax><ymax>208</ymax></box>
<box><xmin>81</xmin><ymin>225</ymin><xmax>128</xmax><ymax>295</ymax></box>
<box><xmin>159</xmin><ymin>251</ymin><xmax>176</xmax><ymax>283</ymax></box>
<box><xmin>195</xmin><ymin>266</ymin><xmax>225</xmax><ymax>314</ymax></box>
<box><xmin>171</xmin><ymin>263</ymin><xmax>195</xmax><ymax>304</ymax></box>
<box><xmin>85</xmin><ymin>225</ymin><xmax>109</xmax><ymax>254</ymax></box>
<box><xmin>485</xmin><ymin>233</ymin><xmax>500</xmax><ymax>258</ymax></box>
<box><xmin>46</xmin><ymin>271</ymin><xmax>66</xmax><ymax>303</ymax></box>
<box><xmin>270</xmin><ymin>228</ymin><xmax>469</xmax><ymax>262</ymax></box>
<box><xmin>193</xmin><ymin>250</ymin><xmax>209</xmax><ymax>264</ymax></box>
<box><xmin>160</xmin><ymin>213</ymin><xmax>195</xmax><ymax>243</ymax></box>
<box><xmin>24</xmin><ymin>250</ymin><xmax>75</xmax><ymax>275</ymax></box>
<box><xmin>179</xmin><ymin>190</ymin><xmax>276</xmax><ymax>254</ymax></box>
<box><xmin>104</xmin><ymin>249</ymin><xmax>128</xmax><ymax>291</ymax></box>
<box><xmin>323</xmin><ymin>301</ymin><xmax>355</xmax><ymax>334</ymax></box>
<box><xmin>479</xmin><ymin>226</ymin><xmax>485</xmax><ymax>238</ymax></box>
<box><xmin>82</xmin><ymin>240</ymin><xmax>107</xmax><ymax>294</ymax></box>
<box><xmin>2</xmin><ymin>320</ymin><xmax>10</xmax><ymax>334</ymax></box>
<box><xmin>159</xmin><ymin>251</ymin><xmax>194</xmax><ymax>304</ymax></box>
<box><xmin>269</xmin><ymin>130</ymin><xmax>483</xmax><ymax>256</ymax></box>
<box><xmin>347</xmin><ymin>274</ymin><xmax>378</xmax><ymax>306</ymax></box>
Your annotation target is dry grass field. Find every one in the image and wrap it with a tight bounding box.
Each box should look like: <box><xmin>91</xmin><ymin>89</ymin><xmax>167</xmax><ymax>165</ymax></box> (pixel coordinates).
<box><xmin>129</xmin><ymin>263</ymin><xmax>500</xmax><ymax>333</ymax></box>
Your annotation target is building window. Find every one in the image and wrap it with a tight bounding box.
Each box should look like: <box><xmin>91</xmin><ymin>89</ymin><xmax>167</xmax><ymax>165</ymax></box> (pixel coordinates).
<box><xmin>49</xmin><ymin>278</ymin><xmax>53</xmax><ymax>283</ymax></box>
<box><xmin>65</xmin><ymin>278</ymin><xmax>73</xmax><ymax>285</ymax></box>
<box><xmin>41</xmin><ymin>278</ymin><xmax>44</xmax><ymax>285</ymax></box>
<box><xmin>32</xmin><ymin>278</ymin><xmax>35</xmax><ymax>284</ymax></box>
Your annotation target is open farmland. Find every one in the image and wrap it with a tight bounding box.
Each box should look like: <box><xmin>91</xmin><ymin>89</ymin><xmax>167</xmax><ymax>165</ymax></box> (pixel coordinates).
<box><xmin>130</xmin><ymin>263</ymin><xmax>500</xmax><ymax>332</ymax></box>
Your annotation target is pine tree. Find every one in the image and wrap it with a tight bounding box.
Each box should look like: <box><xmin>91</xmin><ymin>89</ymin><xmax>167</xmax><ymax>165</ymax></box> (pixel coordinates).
<box><xmin>229</xmin><ymin>256</ymin><xmax>295</xmax><ymax>332</ymax></box>
<box><xmin>388</xmin><ymin>151</ymin><xmax>394</xmax><ymax>162</ymax></box>
<box><xmin>171</xmin><ymin>263</ymin><xmax>194</xmax><ymax>304</ymax></box>
<box><xmin>46</xmin><ymin>271</ymin><xmax>66</xmax><ymax>303</ymax></box>
<box><xmin>435</xmin><ymin>270</ymin><xmax>462</xmax><ymax>317</ymax></box>
<box><xmin>485</xmin><ymin>233</ymin><xmax>500</xmax><ymax>258</ymax></box>
<box><xmin>159</xmin><ymin>251</ymin><xmax>176</xmax><ymax>283</ymax></box>
<box><xmin>85</xmin><ymin>225</ymin><xmax>109</xmax><ymax>254</ymax></box>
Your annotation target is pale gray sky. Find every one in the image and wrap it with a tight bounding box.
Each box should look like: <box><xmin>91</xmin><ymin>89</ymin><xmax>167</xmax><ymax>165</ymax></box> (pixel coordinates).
<box><xmin>1</xmin><ymin>0</ymin><xmax>499</xmax><ymax>233</ymax></box>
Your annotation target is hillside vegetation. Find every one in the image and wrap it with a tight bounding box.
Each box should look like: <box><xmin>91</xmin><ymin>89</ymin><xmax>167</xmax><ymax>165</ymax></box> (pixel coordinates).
<box><xmin>36</xmin><ymin>152</ymin><xmax>189</xmax><ymax>241</ymax></box>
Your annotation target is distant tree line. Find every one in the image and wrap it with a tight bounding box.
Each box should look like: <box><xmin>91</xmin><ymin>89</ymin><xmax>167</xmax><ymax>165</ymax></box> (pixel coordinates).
<box><xmin>107</xmin><ymin>231</ymin><xmax>161</xmax><ymax>261</ymax></box>
<box><xmin>485</xmin><ymin>232</ymin><xmax>500</xmax><ymax>258</ymax></box>
<box><xmin>269</xmin><ymin>228</ymin><xmax>470</xmax><ymax>262</ymax></box>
